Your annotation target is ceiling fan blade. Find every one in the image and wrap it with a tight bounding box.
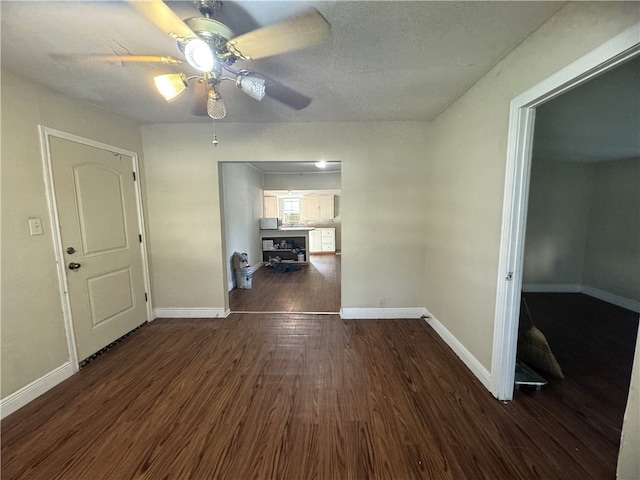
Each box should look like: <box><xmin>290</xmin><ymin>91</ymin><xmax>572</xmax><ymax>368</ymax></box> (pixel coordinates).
<box><xmin>226</xmin><ymin>8</ymin><xmax>330</xmax><ymax>61</ymax></box>
<box><xmin>263</xmin><ymin>76</ymin><xmax>312</xmax><ymax>110</ymax></box>
<box><xmin>127</xmin><ymin>0</ymin><xmax>195</xmax><ymax>41</ymax></box>
<box><xmin>50</xmin><ymin>54</ymin><xmax>184</xmax><ymax>65</ymax></box>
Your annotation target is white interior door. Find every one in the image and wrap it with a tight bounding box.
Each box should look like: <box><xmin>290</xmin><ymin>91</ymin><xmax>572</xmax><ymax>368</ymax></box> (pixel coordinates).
<box><xmin>49</xmin><ymin>136</ymin><xmax>148</xmax><ymax>361</ymax></box>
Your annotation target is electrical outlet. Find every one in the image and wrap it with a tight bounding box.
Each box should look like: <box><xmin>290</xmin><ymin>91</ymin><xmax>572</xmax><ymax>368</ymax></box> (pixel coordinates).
<box><xmin>378</xmin><ymin>297</ymin><xmax>385</xmax><ymax>308</ymax></box>
<box><xmin>28</xmin><ymin>217</ymin><xmax>43</xmax><ymax>236</ymax></box>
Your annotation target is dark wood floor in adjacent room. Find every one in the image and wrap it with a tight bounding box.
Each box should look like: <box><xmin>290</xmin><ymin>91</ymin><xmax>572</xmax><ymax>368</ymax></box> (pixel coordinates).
<box><xmin>517</xmin><ymin>292</ymin><xmax>639</xmax><ymax>471</ymax></box>
<box><xmin>2</xmin><ymin>298</ymin><xmax>637</xmax><ymax>479</ymax></box>
<box><xmin>229</xmin><ymin>253</ymin><xmax>341</xmax><ymax>312</ymax></box>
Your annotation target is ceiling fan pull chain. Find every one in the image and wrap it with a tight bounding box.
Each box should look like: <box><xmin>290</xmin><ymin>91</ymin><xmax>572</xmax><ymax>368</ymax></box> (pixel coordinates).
<box><xmin>212</xmin><ymin>119</ymin><xmax>219</xmax><ymax>146</ymax></box>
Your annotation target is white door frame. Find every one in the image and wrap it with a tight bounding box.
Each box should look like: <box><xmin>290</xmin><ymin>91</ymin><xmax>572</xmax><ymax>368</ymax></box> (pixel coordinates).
<box><xmin>39</xmin><ymin>126</ymin><xmax>153</xmax><ymax>370</ymax></box>
<box><xmin>491</xmin><ymin>24</ymin><xmax>640</xmax><ymax>401</ymax></box>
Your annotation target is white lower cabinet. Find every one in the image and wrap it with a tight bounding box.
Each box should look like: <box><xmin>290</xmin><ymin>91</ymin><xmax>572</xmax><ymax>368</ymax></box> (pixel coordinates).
<box><xmin>309</xmin><ymin>228</ymin><xmax>335</xmax><ymax>253</ymax></box>
<box><xmin>309</xmin><ymin>230</ymin><xmax>322</xmax><ymax>253</ymax></box>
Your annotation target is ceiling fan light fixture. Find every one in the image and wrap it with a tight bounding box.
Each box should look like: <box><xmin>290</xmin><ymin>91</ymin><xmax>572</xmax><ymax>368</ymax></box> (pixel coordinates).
<box><xmin>207</xmin><ymin>89</ymin><xmax>227</xmax><ymax>119</ymax></box>
<box><xmin>153</xmin><ymin>73</ymin><xmax>188</xmax><ymax>102</ymax></box>
<box><xmin>184</xmin><ymin>38</ymin><xmax>216</xmax><ymax>72</ymax></box>
<box><xmin>236</xmin><ymin>73</ymin><xmax>266</xmax><ymax>101</ymax></box>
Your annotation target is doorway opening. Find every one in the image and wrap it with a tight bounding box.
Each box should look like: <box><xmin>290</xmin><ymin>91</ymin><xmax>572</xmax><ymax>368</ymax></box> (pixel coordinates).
<box><xmin>519</xmin><ymin>55</ymin><xmax>639</xmax><ymax>455</ymax></box>
<box><xmin>219</xmin><ymin>161</ymin><xmax>342</xmax><ymax>314</ymax></box>
<box><xmin>492</xmin><ymin>27</ymin><xmax>639</xmax><ymax>401</ymax></box>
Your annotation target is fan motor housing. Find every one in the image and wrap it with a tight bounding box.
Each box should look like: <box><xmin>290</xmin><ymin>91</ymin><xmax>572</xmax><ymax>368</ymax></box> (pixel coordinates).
<box><xmin>185</xmin><ymin>17</ymin><xmax>234</xmax><ymax>47</ymax></box>
<box><xmin>177</xmin><ymin>17</ymin><xmax>236</xmax><ymax>68</ymax></box>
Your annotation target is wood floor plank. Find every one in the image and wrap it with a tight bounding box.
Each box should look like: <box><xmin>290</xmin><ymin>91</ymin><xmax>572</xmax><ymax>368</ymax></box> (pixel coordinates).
<box><xmin>229</xmin><ymin>254</ymin><xmax>341</xmax><ymax>312</ymax></box>
<box><xmin>2</xmin><ymin>293</ymin><xmax>636</xmax><ymax>479</ymax></box>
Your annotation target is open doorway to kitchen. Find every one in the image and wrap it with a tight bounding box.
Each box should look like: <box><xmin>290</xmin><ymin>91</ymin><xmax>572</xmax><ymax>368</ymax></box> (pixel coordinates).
<box><xmin>220</xmin><ymin>161</ymin><xmax>342</xmax><ymax>313</ymax></box>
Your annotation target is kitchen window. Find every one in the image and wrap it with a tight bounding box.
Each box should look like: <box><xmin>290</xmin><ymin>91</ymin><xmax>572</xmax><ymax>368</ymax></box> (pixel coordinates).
<box><xmin>283</xmin><ymin>197</ymin><xmax>301</xmax><ymax>223</ymax></box>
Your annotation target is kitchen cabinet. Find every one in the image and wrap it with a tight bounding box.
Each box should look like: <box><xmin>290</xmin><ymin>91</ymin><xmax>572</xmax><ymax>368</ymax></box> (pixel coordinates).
<box><xmin>302</xmin><ymin>194</ymin><xmax>334</xmax><ymax>221</ymax></box>
<box><xmin>321</xmin><ymin>228</ymin><xmax>336</xmax><ymax>252</ymax></box>
<box><xmin>264</xmin><ymin>196</ymin><xmax>278</xmax><ymax>218</ymax></box>
<box><xmin>319</xmin><ymin>195</ymin><xmax>334</xmax><ymax>219</ymax></box>
<box><xmin>309</xmin><ymin>228</ymin><xmax>335</xmax><ymax>253</ymax></box>
<box><xmin>309</xmin><ymin>229</ymin><xmax>321</xmax><ymax>252</ymax></box>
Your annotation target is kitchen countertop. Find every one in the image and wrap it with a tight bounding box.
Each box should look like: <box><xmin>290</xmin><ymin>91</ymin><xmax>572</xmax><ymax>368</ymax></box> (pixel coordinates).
<box><xmin>259</xmin><ymin>228</ymin><xmax>313</xmax><ymax>237</ymax></box>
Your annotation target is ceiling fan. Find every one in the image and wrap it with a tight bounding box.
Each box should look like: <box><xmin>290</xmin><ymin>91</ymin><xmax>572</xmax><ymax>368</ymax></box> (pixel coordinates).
<box><xmin>93</xmin><ymin>0</ymin><xmax>331</xmax><ymax>118</ymax></box>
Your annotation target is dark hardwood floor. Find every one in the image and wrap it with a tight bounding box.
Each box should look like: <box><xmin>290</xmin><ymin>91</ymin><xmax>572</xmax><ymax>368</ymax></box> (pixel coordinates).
<box><xmin>3</xmin><ymin>298</ymin><xmax>637</xmax><ymax>479</ymax></box>
<box><xmin>229</xmin><ymin>254</ymin><xmax>341</xmax><ymax>313</ymax></box>
<box><xmin>3</xmin><ymin>282</ymin><xmax>637</xmax><ymax>479</ymax></box>
<box><xmin>518</xmin><ymin>292</ymin><xmax>639</xmax><ymax>465</ymax></box>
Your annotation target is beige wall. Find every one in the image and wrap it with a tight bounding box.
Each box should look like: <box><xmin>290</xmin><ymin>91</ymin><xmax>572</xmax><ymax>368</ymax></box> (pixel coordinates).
<box><xmin>141</xmin><ymin>126</ymin><xmax>226</xmax><ymax>310</ymax></box>
<box><xmin>523</xmin><ymin>158</ymin><xmax>639</xmax><ymax>303</ymax></box>
<box><xmin>262</xmin><ymin>171</ymin><xmax>341</xmax><ymax>190</ymax></box>
<box><xmin>583</xmin><ymin>158</ymin><xmax>640</xmax><ymax>301</ymax></box>
<box><xmin>523</xmin><ymin>161</ymin><xmax>594</xmax><ymax>285</ymax></box>
<box><xmin>141</xmin><ymin>121</ymin><xmax>429</xmax><ymax>311</ymax></box>
<box><xmin>1</xmin><ymin>70</ymin><xmax>144</xmax><ymax>398</ymax></box>
<box><xmin>221</xmin><ymin>162</ymin><xmax>264</xmax><ymax>291</ymax></box>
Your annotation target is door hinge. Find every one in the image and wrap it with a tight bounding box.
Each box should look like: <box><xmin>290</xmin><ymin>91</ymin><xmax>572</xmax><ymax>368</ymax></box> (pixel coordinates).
<box><xmin>145</xmin><ymin>293</ymin><xmax>148</xmax><ymax>302</ymax></box>
<box><xmin>139</xmin><ymin>234</ymin><xmax>142</xmax><ymax>243</ymax></box>
<box><xmin>506</xmin><ymin>272</ymin><xmax>514</xmax><ymax>281</ymax></box>
<box><xmin>132</xmin><ymin>171</ymin><xmax>136</xmax><ymax>181</ymax></box>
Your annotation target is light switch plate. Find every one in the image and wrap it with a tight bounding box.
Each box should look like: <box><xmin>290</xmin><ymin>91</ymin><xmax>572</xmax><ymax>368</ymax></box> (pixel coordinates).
<box><xmin>28</xmin><ymin>217</ymin><xmax>44</xmax><ymax>236</ymax></box>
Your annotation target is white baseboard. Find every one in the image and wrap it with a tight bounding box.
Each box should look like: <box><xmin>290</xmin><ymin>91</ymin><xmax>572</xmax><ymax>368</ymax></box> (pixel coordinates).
<box><xmin>423</xmin><ymin>310</ymin><xmax>491</xmax><ymax>391</ymax></box>
<box><xmin>521</xmin><ymin>283</ymin><xmax>581</xmax><ymax>293</ymax></box>
<box><xmin>522</xmin><ymin>283</ymin><xmax>640</xmax><ymax>313</ymax></box>
<box><xmin>1</xmin><ymin>362</ymin><xmax>76</xmax><ymax>419</ymax></box>
<box><xmin>153</xmin><ymin>308</ymin><xmax>230</xmax><ymax>319</ymax></box>
<box><xmin>581</xmin><ymin>286</ymin><xmax>640</xmax><ymax>313</ymax></box>
<box><xmin>340</xmin><ymin>307</ymin><xmax>427</xmax><ymax>319</ymax></box>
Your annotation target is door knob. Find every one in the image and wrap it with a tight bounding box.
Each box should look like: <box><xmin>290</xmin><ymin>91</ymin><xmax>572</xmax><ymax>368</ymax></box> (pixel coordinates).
<box><xmin>68</xmin><ymin>262</ymin><xmax>82</xmax><ymax>271</ymax></box>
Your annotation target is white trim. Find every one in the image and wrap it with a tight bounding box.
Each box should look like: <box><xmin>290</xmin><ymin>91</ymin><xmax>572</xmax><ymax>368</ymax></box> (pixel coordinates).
<box><xmin>131</xmin><ymin>150</ymin><xmax>154</xmax><ymax>325</ymax></box>
<box><xmin>39</xmin><ymin>127</ymin><xmax>80</xmax><ymax>370</ymax></box>
<box><xmin>339</xmin><ymin>307</ymin><xmax>427</xmax><ymax>319</ymax></box>
<box><xmin>491</xmin><ymin>102</ymin><xmax>535</xmax><ymax>401</ymax></box>
<box><xmin>521</xmin><ymin>284</ymin><xmax>581</xmax><ymax>293</ymax></box>
<box><xmin>581</xmin><ymin>287</ymin><xmax>640</xmax><ymax>313</ymax></box>
<box><xmin>424</xmin><ymin>312</ymin><xmax>491</xmax><ymax>391</ymax></box>
<box><xmin>523</xmin><ymin>284</ymin><xmax>639</xmax><ymax>312</ymax></box>
<box><xmin>0</xmin><ymin>363</ymin><xmax>75</xmax><ymax>419</ymax></box>
<box><xmin>153</xmin><ymin>308</ymin><xmax>231</xmax><ymax>319</ymax></box>
<box><xmin>38</xmin><ymin>126</ymin><xmax>153</xmax><ymax>367</ymax></box>
<box><xmin>492</xmin><ymin>25</ymin><xmax>640</xmax><ymax>401</ymax></box>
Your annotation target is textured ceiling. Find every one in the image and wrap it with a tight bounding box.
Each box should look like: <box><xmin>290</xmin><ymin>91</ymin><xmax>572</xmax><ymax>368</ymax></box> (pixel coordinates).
<box><xmin>1</xmin><ymin>1</ymin><xmax>565</xmax><ymax>124</ymax></box>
